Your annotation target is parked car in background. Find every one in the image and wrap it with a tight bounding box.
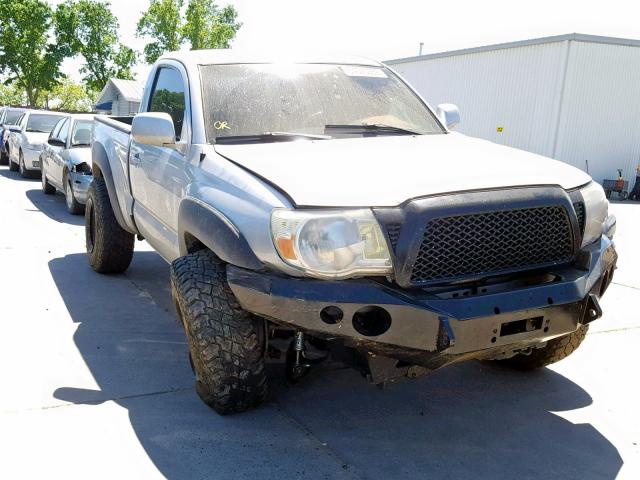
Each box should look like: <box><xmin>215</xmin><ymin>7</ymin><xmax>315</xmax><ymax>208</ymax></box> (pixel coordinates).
<box><xmin>41</xmin><ymin>114</ymin><xmax>95</xmax><ymax>214</ymax></box>
<box><xmin>0</xmin><ymin>107</ymin><xmax>28</xmax><ymax>166</ymax></box>
<box><xmin>7</xmin><ymin>110</ymin><xmax>69</xmax><ymax>178</ymax></box>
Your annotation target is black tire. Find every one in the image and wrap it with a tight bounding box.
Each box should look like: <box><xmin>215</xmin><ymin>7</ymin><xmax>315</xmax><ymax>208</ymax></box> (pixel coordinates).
<box><xmin>19</xmin><ymin>150</ymin><xmax>30</xmax><ymax>178</ymax></box>
<box><xmin>65</xmin><ymin>176</ymin><xmax>84</xmax><ymax>215</ymax></box>
<box><xmin>170</xmin><ymin>250</ymin><xmax>268</xmax><ymax>415</ymax></box>
<box><xmin>85</xmin><ymin>177</ymin><xmax>134</xmax><ymax>273</ymax></box>
<box><xmin>8</xmin><ymin>150</ymin><xmax>18</xmax><ymax>172</ymax></box>
<box><xmin>0</xmin><ymin>145</ymin><xmax>8</xmax><ymax>166</ymax></box>
<box><xmin>497</xmin><ymin>325</ymin><xmax>589</xmax><ymax>370</ymax></box>
<box><xmin>41</xmin><ymin>166</ymin><xmax>55</xmax><ymax>194</ymax></box>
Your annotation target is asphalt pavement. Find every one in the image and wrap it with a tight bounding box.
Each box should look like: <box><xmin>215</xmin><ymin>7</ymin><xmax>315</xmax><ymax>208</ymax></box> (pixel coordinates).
<box><xmin>0</xmin><ymin>166</ymin><xmax>638</xmax><ymax>479</ymax></box>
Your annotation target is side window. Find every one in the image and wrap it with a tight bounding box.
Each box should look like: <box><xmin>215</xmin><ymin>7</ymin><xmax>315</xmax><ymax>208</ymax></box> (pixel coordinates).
<box><xmin>50</xmin><ymin>119</ymin><xmax>65</xmax><ymax>140</ymax></box>
<box><xmin>18</xmin><ymin>114</ymin><xmax>27</xmax><ymax>128</ymax></box>
<box><xmin>148</xmin><ymin>67</ymin><xmax>186</xmax><ymax>140</ymax></box>
<box><xmin>58</xmin><ymin>119</ymin><xmax>71</xmax><ymax>145</ymax></box>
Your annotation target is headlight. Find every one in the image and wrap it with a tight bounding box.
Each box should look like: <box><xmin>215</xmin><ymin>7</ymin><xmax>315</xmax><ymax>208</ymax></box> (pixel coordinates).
<box><xmin>271</xmin><ymin>209</ymin><xmax>392</xmax><ymax>279</ymax></box>
<box><xmin>580</xmin><ymin>181</ymin><xmax>609</xmax><ymax>247</ymax></box>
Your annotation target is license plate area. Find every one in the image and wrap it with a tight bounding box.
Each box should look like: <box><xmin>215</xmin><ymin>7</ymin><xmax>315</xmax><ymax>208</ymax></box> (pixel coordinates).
<box><xmin>500</xmin><ymin>316</ymin><xmax>544</xmax><ymax>337</ymax></box>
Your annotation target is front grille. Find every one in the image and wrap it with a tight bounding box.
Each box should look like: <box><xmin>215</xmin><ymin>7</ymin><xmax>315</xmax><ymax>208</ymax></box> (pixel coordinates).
<box><xmin>409</xmin><ymin>206</ymin><xmax>575</xmax><ymax>284</ymax></box>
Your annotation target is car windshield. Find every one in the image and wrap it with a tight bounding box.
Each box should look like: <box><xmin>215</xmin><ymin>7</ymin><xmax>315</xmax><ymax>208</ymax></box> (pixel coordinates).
<box><xmin>71</xmin><ymin>120</ymin><xmax>93</xmax><ymax>146</ymax></box>
<box><xmin>200</xmin><ymin>63</ymin><xmax>444</xmax><ymax>143</ymax></box>
<box><xmin>27</xmin><ymin>114</ymin><xmax>66</xmax><ymax>133</ymax></box>
<box><xmin>4</xmin><ymin>110</ymin><xmax>23</xmax><ymax>125</ymax></box>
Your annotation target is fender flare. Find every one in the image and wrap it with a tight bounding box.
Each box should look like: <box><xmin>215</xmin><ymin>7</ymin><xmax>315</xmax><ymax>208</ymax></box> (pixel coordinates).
<box><xmin>91</xmin><ymin>142</ymin><xmax>137</xmax><ymax>234</ymax></box>
<box><xmin>178</xmin><ymin>198</ymin><xmax>263</xmax><ymax>271</ymax></box>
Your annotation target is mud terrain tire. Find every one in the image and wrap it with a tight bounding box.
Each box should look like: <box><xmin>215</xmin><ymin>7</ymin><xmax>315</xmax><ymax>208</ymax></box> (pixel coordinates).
<box><xmin>498</xmin><ymin>325</ymin><xmax>589</xmax><ymax>370</ymax></box>
<box><xmin>85</xmin><ymin>177</ymin><xmax>134</xmax><ymax>273</ymax></box>
<box><xmin>170</xmin><ymin>250</ymin><xmax>268</xmax><ymax>415</ymax></box>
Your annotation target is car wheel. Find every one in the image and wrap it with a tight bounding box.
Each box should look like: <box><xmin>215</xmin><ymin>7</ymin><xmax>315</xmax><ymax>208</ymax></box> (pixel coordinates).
<box><xmin>41</xmin><ymin>166</ymin><xmax>55</xmax><ymax>194</ymax></box>
<box><xmin>85</xmin><ymin>177</ymin><xmax>134</xmax><ymax>273</ymax></box>
<box><xmin>8</xmin><ymin>149</ymin><xmax>18</xmax><ymax>172</ymax></box>
<box><xmin>0</xmin><ymin>145</ymin><xmax>8</xmax><ymax>166</ymax></box>
<box><xmin>19</xmin><ymin>150</ymin><xmax>30</xmax><ymax>179</ymax></box>
<box><xmin>171</xmin><ymin>250</ymin><xmax>268</xmax><ymax>415</ymax></box>
<box><xmin>65</xmin><ymin>176</ymin><xmax>84</xmax><ymax>215</ymax></box>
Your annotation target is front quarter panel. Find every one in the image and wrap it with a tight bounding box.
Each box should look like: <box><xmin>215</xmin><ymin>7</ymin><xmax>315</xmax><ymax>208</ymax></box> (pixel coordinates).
<box><xmin>180</xmin><ymin>145</ymin><xmax>300</xmax><ymax>275</ymax></box>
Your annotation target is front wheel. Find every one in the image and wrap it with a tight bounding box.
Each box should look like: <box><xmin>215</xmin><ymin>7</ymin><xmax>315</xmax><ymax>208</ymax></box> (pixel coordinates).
<box><xmin>41</xmin><ymin>165</ymin><xmax>55</xmax><ymax>194</ymax></box>
<box><xmin>19</xmin><ymin>150</ymin><xmax>30</xmax><ymax>178</ymax></box>
<box><xmin>496</xmin><ymin>325</ymin><xmax>589</xmax><ymax>370</ymax></box>
<box><xmin>65</xmin><ymin>176</ymin><xmax>84</xmax><ymax>215</ymax></box>
<box><xmin>170</xmin><ymin>250</ymin><xmax>268</xmax><ymax>415</ymax></box>
<box><xmin>85</xmin><ymin>177</ymin><xmax>134</xmax><ymax>273</ymax></box>
<box><xmin>8</xmin><ymin>149</ymin><xmax>18</xmax><ymax>172</ymax></box>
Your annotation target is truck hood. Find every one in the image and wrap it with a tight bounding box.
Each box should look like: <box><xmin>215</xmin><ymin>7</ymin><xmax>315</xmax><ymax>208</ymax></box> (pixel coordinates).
<box><xmin>214</xmin><ymin>133</ymin><xmax>592</xmax><ymax>207</ymax></box>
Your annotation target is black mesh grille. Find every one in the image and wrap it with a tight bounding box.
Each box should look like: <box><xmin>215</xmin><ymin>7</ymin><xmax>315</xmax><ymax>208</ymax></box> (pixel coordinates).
<box><xmin>387</xmin><ymin>223</ymin><xmax>401</xmax><ymax>252</ymax></box>
<box><xmin>573</xmin><ymin>202</ymin><xmax>585</xmax><ymax>236</ymax></box>
<box><xmin>410</xmin><ymin>206</ymin><xmax>575</xmax><ymax>284</ymax></box>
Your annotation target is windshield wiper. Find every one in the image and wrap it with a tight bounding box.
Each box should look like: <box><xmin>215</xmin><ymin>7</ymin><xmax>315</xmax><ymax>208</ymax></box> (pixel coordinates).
<box><xmin>324</xmin><ymin>123</ymin><xmax>421</xmax><ymax>136</ymax></box>
<box><xmin>215</xmin><ymin>132</ymin><xmax>331</xmax><ymax>144</ymax></box>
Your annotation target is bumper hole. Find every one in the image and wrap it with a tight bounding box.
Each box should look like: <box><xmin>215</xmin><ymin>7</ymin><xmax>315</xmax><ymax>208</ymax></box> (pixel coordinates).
<box><xmin>494</xmin><ymin>307</ymin><xmax>501</xmax><ymax>314</ymax></box>
<box><xmin>320</xmin><ymin>306</ymin><xmax>343</xmax><ymax>325</ymax></box>
<box><xmin>352</xmin><ymin>306</ymin><xmax>391</xmax><ymax>337</ymax></box>
<box><xmin>491</xmin><ymin>337</ymin><xmax>497</xmax><ymax>343</ymax></box>
<box><xmin>544</xmin><ymin>327</ymin><xmax>549</xmax><ymax>333</ymax></box>
<box><xmin>547</xmin><ymin>297</ymin><xmax>554</xmax><ymax>305</ymax></box>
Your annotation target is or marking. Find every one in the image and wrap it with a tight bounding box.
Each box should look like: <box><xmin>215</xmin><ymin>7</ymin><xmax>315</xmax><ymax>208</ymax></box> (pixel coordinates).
<box><xmin>214</xmin><ymin>121</ymin><xmax>230</xmax><ymax>130</ymax></box>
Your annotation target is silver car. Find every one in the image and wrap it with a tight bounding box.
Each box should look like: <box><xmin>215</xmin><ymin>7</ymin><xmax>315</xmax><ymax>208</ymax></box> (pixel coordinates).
<box><xmin>41</xmin><ymin>114</ymin><xmax>94</xmax><ymax>214</ymax></box>
<box><xmin>8</xmin><ymin>110</ymin><xmax>70</xmax><ymax>178</ymax></box>
<box><xmin>0</xmin><ymin>107</ymin><xmax>28</xmax><ymax>166</ymax></box>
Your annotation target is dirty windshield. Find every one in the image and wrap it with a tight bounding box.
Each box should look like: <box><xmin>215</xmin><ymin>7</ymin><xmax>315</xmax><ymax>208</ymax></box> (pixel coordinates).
<box><xmin>200</xmin><ymin>63</ymin><xmax>444</xmax><ymax>143</ymax></box>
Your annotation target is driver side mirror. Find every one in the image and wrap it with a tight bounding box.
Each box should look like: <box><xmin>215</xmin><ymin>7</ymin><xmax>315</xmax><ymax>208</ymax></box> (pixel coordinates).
<box><xmin>436</xmin><ymin>103</ymin><xmax>460</xmax><ymax>131</ymax></box>
<box><xmin>6</xmin><ymin>124</ymin><xmax>22</xmax><ymax>133</ymax></box>
<box><xmin>48</xmin><ymin>138</ymin><xmax>65</xmax><ymax>147</ymax></box>
<box><xmin>132</xmin><ymin>112</ymin><xmax>176</xmax><ymax>147</ymax></box>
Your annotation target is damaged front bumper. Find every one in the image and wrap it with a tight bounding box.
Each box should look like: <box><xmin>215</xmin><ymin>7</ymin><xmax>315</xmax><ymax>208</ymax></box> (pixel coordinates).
<box><xmin>227</xmin><ymin>236</ymin><xmax>617</xmax><ymax>367</ymax></box>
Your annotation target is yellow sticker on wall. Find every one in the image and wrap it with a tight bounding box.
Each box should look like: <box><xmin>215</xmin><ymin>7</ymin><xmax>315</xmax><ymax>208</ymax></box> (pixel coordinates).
<box><xmin>496</xmin><ymin>126</ymin><xmax>504</xmax><ymax>133</ymax></box>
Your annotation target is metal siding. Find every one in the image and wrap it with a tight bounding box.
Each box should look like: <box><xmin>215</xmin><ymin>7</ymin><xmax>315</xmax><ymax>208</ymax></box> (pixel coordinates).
<box><xmin>556</xmin><ymin>42</ymin><xmax>640</xmax><ymax>185</ymax></box>
<box><xmin>393</xmin><ymin>42</ymin><xmax>568</xmax><ymax>157</ymax></box>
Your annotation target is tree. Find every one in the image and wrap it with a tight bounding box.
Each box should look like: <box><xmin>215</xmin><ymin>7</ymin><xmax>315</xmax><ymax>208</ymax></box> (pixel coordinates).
<box><xmin>136</xmin><ymin>0</ymin><xmax>183</xmax><ymax>64</ymax></box>
<box><xmin>55</xmin><ymin>0</ymin><xmax>137</xmax><ymax>92</ymax></box>
<box><xmin>182</xmin><ymin>0</ymin><xmax>241</xmax><ymax>50</ymax></box>
<box><xmin>42</xmin><ymin>79</ymin><xmax>94</xmax><ymax>111</ymax></box>
<box><xmin>0</xmin><ymin>0</ymin><xmax>64</xmax><ymax>105</ymax></box>
<box><xmin>136</xmin><ymin>0</ymin><xmax>242</xmax><ymax>64</ymax></box>
<box><xmin>0</xmin><ymin>82</ymin><xmax>25</xmax><ymax>106</ymax></box>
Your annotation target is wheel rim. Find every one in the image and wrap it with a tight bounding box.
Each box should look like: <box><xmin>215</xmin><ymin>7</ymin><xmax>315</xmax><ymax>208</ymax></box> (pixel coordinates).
<box><xmin>65</xmin><ymin>179</ymin><xmax>73</xmax><ymax>209</ymax></box>
<box><xmin>41</xmin><ymin>167</ymin><xmax>47</xmax><ymax>190</ymax></box>
<box><xmin>19</xmin><ymin>153</ymin><xmax>24</xmax><ymax>175</ymax></box>
<box><xmin>86</xmin><ymin>198</ymin><xmax>96</xmax><ymax>253</ymax></box>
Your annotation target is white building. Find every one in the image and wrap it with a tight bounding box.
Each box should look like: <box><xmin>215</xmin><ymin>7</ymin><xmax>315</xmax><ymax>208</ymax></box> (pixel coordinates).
<box><xmin>387</xmin><ymin>33</ymin><xmax>640</xmax><ymax>185</ymax></box>
<box><xmin>95</xmin><ymin>78</ymin><xmax>145</xmax><ymax>116</ymax></box>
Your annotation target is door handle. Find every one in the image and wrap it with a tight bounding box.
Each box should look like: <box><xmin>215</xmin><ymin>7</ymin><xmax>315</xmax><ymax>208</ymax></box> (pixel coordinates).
<box><xmin>132</xmin><ymin>152</ymin><xmax>141</xmax><ymax>160</ymax></box>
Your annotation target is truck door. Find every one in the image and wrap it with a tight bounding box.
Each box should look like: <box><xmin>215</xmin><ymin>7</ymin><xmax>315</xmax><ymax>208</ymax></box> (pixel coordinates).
<box><xmin>129</xmin><ymin>65</ymin><xmax>190</xmax><ymax>257</ymax></box>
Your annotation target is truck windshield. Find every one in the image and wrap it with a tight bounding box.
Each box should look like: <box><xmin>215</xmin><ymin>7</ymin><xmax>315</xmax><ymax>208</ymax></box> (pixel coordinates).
<box><xmin>27</xmin><ymin>114</ymin><xmax>66</xmax><ymax>133</ymax></box>
<box><xmin>200</xmin><ymin>64</ymin><xmax>444</xmax><ymax>143</ymax></box>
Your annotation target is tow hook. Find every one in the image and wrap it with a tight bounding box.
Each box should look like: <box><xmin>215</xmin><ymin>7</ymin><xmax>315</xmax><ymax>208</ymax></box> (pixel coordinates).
<box><xmin>583</xmin><ymin>294</ymin><xmax>603</xmax><ymax>324</ymax></box>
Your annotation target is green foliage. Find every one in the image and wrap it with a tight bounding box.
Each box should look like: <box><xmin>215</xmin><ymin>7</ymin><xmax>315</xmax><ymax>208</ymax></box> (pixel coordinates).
<box><xmin>0</xmin><ymin>0</ymin><xmax>65</xmax><ymax>105</ymax></box>
<box><xmin>0</xmin><ymin>82</ymin><xmax>26</xmax><ymax>106</ymax></box>
<box><xmin>136</xmin><ymin>0</ymin><xmax>184</xmax><ymax>64</ymax></box>
<box><xmin>137</xmin><ymin>0</ymin><xmax>242</xmax><ymax>63</ymax></box>
<box><xmin>182</xmin><ymin>0</ymin><xmax>241</xmax><ymax>50</ymax></box>
<box><xmin>42</xmin><ymin>78</ymin><xmax>95</xmax><ymax>111</ymax></box>
<box><xmin>55</xmin><ymin>0</ymin><xmax>137</xmax><ymax>92</ymax></box>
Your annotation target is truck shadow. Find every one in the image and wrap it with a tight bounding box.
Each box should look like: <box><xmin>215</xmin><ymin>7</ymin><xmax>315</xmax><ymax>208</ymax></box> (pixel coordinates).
<box><xmin>48</xmin><ymin>252</ymin><xmax>623</xmax><ymax>479</ymax></box>
<box><xmin>25</xmin><ymin>188</ymin><xmax>85</xmax><ymax>226</ymax></box>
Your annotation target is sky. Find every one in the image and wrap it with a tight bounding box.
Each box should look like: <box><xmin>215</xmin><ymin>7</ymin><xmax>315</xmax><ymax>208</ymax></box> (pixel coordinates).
<box><xmin>54</xmin><ymin>0</ymin><xmax>640</xmax><ymax>85</ymax></box>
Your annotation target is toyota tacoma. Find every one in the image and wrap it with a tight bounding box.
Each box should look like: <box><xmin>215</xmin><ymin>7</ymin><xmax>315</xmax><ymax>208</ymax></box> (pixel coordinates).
<box><xmin>86</xmin><ymin>51</ymin><xmax>618</xmax><ymax>414</ymax></box>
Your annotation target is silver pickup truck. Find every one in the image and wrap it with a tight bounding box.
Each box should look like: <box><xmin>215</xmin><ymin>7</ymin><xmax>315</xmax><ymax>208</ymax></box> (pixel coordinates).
<box><xmin>88</xmin><ymin>51</ymin><xmax>618</xmax><ymax>415</ymax></box>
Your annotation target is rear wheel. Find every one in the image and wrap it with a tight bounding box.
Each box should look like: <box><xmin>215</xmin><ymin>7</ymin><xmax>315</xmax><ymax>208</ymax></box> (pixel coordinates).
<box><xmin>497</xmin><ymin>325</ymin><xmax>589</xmax><ymax>370</ymax></box>
<box><xmin>85</xmin><ymin>177</ymin><xmax>134</xmax><ymax>273</ymax></box>
<box><xmin>65</xmin><ymin>176</ymin><xmax>84</xmax><ymax>215</ymax></box>
<box><xmin>171</xmin><ymin>250</ymin><xmax>268</xmax><ymax>415</ymax></box>
<box><xmin>0</xmin><ymin>145</ymin><xmax>8</xmax><ymax>165</ymax></box>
